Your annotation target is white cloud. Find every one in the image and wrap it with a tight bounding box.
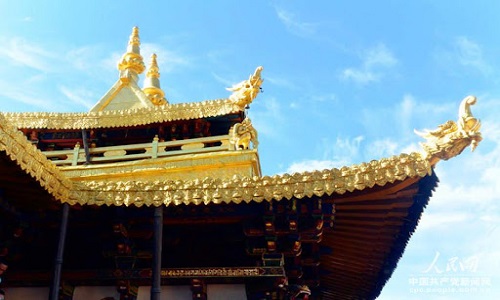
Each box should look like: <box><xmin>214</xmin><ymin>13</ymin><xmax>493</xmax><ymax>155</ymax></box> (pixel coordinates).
<box><xmin>401</xmin><ymin>142</ymin><xmax>421</xmax><ymax>154</ymax></box>
<box><xmin>361</xmin><ymin>93</ymin><xmax>458</xmax><ymax>148</ymax></box>
<box><xmin>206</xmin><ymin>48</ymin><xmax>233</xmax><ymax>64</ymax></box>
<box><xmin>66</xmin><ymin>45</ymin><xmax>103</xmax><ymax>72</ymax></box>
<box><xmin>397</xmin><ymin>94</ymin><xmax>417</xmax><ymax>135</ymax></box>
<box><xmin>454</xmin><ymin>36</ymin><xmax>492</xmax><ymax>75</ymax></box>
<box><xmin>286</xmin><ymin>159</ymin><xmax>344</xmax><ymax>173</ymax></box>
<box><xmin>364</xmin><ymin>43</ymin><xmax>398</xmax><ymax>68</ymax></box>
<box><xmin>275</xmin><ymin>7</ymin><xmax>318</xmax><ymax>38</ymax></box>
<box><xmin>0</xmin><ymin>79</ymin><xmax>60</xmax><ymax>111</ymax></box>
<box><xmin>141</xmin><ymin>42</ymin><xmax>191</xmax><ymax>73</ymax></box>
<box><xmin>341</xmin><ymin>68</ymin><xmax>378</xmax><ymax>84</ymax></box>
<box><xmin>59</xmin><ymin>86</ymin><xmax>95</xmax><ymax>109</ymax></box>
<box><xmin>366</xmin><ymin>138</ymin><xmax>399</xmax><ymax>158</ymax></box>
<box><xmin>323</xmin><ymin>136</ymin><xmax>364</xmax><ymax>162</ymax></box>
<box><xmin>341</xmin><ymin>43</ymin><xmax>398</xmax><ymax>84</ymax></box>
<box><xmin>418</xmin><ymin>212</ymin><xmax>471</xmax><ymax>231</ymax></box>
<box><xmin>248</xmin><ymin>96</ymin><xmax>284</xmax><ymax>138</ymax></box>
<box><xmin>265</xmin><ymin>76</ymin><xmax>297</xmax><ymax>90</ymax></box>
<box><xmin>0</xmin><ymin>37</ymin><xmax>57</xmax><ymax>72</ymax></box>
<box><xmin>310</xmin><ymin>93</ymin><xmax>337</xmax><ymax>103</ymax></box>
<box><xmin>285</xmin><ymin>136</ymin><xmax>364</xmax><ymax>173</ymax></box>
<box><xmin>211</xmin><ymin>72</ymin><xmax>234</xmax><ymax>87</ymax></box>
<box><xmin>434</xmin><ymin>36</ymin><xmax>493</xmax><ymax>77</ymax></box>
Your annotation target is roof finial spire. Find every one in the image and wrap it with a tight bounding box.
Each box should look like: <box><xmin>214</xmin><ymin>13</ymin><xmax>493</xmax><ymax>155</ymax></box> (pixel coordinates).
<box><xmin>143</xmin><ymin>53</ymin><xmax>168</xmax><ymax>105</ymax></box>
<box><xmin>118</xmin><ymin>26</ymin><xmax>145</xmax><ymax>80</ymax></box>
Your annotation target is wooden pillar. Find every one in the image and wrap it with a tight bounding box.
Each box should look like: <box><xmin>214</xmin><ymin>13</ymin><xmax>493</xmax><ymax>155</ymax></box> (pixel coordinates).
<box><xmin>151</xmin><ymin>206</ymin><xmax>163</xmax><ymax>300</ymax></box>
<box><xmin>81</xmin><ymin>129</ymin><xmax>91</xmax><ymax>164</ymax></box>
<box><xmin>49</xmin><ymin>202</ymin><xmax>70</xmax><ymax>300</ymax></box>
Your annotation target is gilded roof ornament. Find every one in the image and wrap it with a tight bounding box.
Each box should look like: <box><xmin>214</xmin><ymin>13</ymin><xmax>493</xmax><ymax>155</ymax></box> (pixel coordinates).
<box><xmin>227</xmin><ymin>66</ymin><xmax>264</xmax><ymax>109</ymax></box>
<box><xmin>416</xmin><ymin>95</ymin><xmax>482</xmax><ymax>165</ymax></box>
<box><xmin>143</xmin><ymin>53</ymin><xmax>168</xmax><ymax>105</ymax></box>
<box><xmin>118</xmin><ymin>27</ymin><xmax>146</xmax><ymax>78</ymax></box>
<box><xmin>229</xmin><ymin>117</ymin><xmax>258</xmax><ymax>150</ymax></box>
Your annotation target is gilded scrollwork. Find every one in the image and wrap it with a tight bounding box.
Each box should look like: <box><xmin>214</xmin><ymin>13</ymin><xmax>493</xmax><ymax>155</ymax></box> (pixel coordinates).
<box><xmin>226</xmin><ymin>66</ymin><xmax>264</xmax><ymax>109</ymax></box>
<box><xmin>415</xmin><ymin>96</ymin><xmax>482</xmax><ymax>164</ymax></box>
<box><xmin>229</xmin><ymin>117</ymin><xmax>258</xmax><ymax>150</ymax></box>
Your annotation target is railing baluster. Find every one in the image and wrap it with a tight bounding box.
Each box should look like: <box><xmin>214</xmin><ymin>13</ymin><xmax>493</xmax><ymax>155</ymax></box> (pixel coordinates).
<box><xmin>42</xmin><ymin>135</ymin><xmax>232</xmax><ymax>165</ymax></box>
<box><xmin>72</xmin><ymin>143</ymin><xmax>80</xmax><ymax>166</ymax></box>
<box><xmin>152</xmin><ymin>135</ymin><xmax>159</xmax><ymax>159</ymax></box>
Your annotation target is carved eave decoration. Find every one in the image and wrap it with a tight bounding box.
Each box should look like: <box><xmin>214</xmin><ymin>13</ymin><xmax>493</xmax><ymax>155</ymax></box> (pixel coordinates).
<box><xmin>0</xmin><ymin>114</ymin><xmax>72</xmax><ymax>202</ymax></box>
<box><xmin>0</xmin><ymin>116</ymin><xmax>432</xmax><ymax>206</ymax></box>
<box><xmin>1</xmin><ymin>99</ymin><xmax>242</xmax><ymax>130</ymax></box>
<box><xmin>66</xmin><ymin>152</ymin><xmax>432</xmax><ymax>207</ymax></box>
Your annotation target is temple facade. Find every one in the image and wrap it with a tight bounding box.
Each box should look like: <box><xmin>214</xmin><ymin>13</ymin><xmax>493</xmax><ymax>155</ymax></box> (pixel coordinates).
<box><xmin>0</xmin><ymin>28</ymin><xmax>482</xmax><ymax>300</ymax></box>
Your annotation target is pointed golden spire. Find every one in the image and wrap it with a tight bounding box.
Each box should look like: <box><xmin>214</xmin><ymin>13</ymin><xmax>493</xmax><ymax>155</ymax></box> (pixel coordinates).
<box><xmin>118</xmin><ymin>27</ymin><xmax>146</xmax><ymax>78</ymax></box>
<box><xmin>143</xmin><ymin>53</ymin><xmax>168</xmax><ymax>105</ymax></box>
<box><xmin>147</xmin><ymin>53</ymin><xmax>160</xmax><ymax>79</ymax></box>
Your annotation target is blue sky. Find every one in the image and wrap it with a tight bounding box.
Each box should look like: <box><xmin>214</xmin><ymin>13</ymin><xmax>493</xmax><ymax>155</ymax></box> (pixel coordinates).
<box><xmin>0</xmin><ymin>1</ymin><xmax>499</xmax><ymax>299</ymax></box>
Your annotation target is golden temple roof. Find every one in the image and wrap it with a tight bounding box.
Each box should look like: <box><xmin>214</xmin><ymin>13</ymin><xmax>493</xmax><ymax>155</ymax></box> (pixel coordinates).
<box><xmin>0</xmin><ymin>110</ymin><xmax>431</xmax><ymax>206</ymax></box>
<box><xmin>0</xmin><ymin>70</ymin><xmax>483</xmax><ymax>209</ymax></box>
<box><xmin>0</xmin><ymin>27</ymin><xmax>484</xmax><ymax>300</ymax></box>
<box><xmin>0</xmin><ymin>27</ymin><xmax>482</xmax><ymax>208</ymax></box>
